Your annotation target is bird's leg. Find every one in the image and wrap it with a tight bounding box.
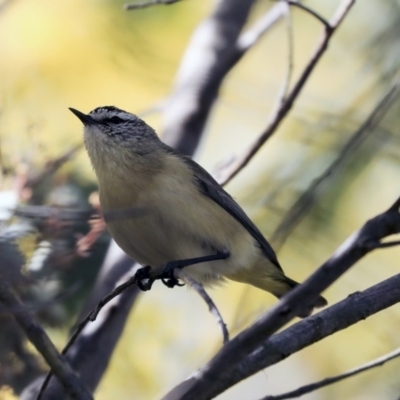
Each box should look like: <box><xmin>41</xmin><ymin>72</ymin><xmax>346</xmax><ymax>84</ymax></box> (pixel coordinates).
<box><xmin>161</xmin><ymin>251</ymin><xmax>230</xmax><ymax>288</ymax></box>
<box><xmin>134</xmin><ymin>266</ymin><xmax>155</xmax><ymax>291</ymax></box>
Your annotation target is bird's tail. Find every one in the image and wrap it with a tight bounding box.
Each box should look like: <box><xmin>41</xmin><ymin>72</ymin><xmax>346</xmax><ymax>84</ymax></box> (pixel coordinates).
<box><xmin>227</xmin><ymin>266</ymin><xmax>327</xmax><ymax>318</ymax></box>
<box><xmin>283</xmin><ymin>276</ymin><xmax>327</xmax><ymax>318</ymax></box>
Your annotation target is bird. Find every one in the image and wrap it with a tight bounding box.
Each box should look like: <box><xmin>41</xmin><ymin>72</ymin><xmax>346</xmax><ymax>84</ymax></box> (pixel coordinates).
<box><xmin>70</xmin><ymin>105</ymin><xmax>327</xmax><ymax>317</ymax></box>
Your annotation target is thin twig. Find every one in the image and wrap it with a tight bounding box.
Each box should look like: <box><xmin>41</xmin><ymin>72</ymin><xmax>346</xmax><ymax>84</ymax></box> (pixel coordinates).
<box><xmin>374</xmin><ymin>240</ymin><xmax>400</xmax><ymax>248</ymax></box>
<box><xmin>36</xmin><ymin>262</ymin><xmax>217</xmax><ymax>398</ymax></box>
<box><xmin>262</xmin><ymin>346</ymin><xmax>400</xmax><ymax>400</ymax></box>
<box><xmin>217</xmin><ymin>0</ymin><xmax>356</xmax><ymax>186</ymax></box>
<box><xmin>162</xmin><ymin>0</ymin><xmax>257</xmax><ymax>155</ymax></box>
<box><xmin>36</xmin><ymin>270</ymin><xmax>140</xmax><ymax>399</ymax></box>
<box><xmin>175</xmin><ymin>270</ymin><xmax>229</xmax><ymax>344</ymax></box>
<box><xmin>283</xmin><ymin>0</ymin><xmax>331</xmax><ymax>28</ymax></box>
<box><xmin>236</xmin><ymin>2</ymin><xmax>289</xmax><ymax>53</ymax></box>
<box><xmin>0</xmin><ymin>277</ymin><xmax>93</xmax><ymax>400</ymax></box>
<box><xmin>125</xmin><ymin>0</ymin><xmax>183</xmax><ymax>10</ymax></box>
<box><xmin>271</xmin><ymin>76</ymin><xmax>400</xmax><ymax>249</ymax></box>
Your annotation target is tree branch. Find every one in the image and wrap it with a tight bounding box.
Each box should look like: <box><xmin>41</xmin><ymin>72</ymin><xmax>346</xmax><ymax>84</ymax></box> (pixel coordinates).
<box><xmin>161</xmin><ymin>195</ymin><xmax>400</xmax><ymax>400</ymax></box>
<box><xmin>271</xmin><ymin>76</ymin><xmax>400</xmax><ymax>249</ymax></box>
<box><xmin>162</xmin><ymin>272</ymin><xmax>400</xmax><ymax>400</ymax></box>
<box><xmin>176</xmin><ymin>270</ymin><xmax>229</xmax><ymax>344</ymax></box>
<box><xmin>217</xmin><ymin>0</ymin><xmax>356</xmax><ymax>186</ymax></box>
<box><xmin>262</xmin><ymin>346</ymin><xmax>400</xmax><ymax>400</ymax></box>
<box><xmin>162</xmin><ymin>0</ymin><xmax>257</xmax><ymax>155</ymax></box>
<box><xmin>283</xmin><ymin>1</ymin><xmax>331</xmax><ymax>28</ymax></box>
<box><xmin>0</xmin><ymin>276</ymin><xmax>93</xmax><ymax>400</ymax></box>
<box><xmin>219</xmin><ymin>274</ymin><xmax>400</xmax><ymax>396</ymax></box>
<box><xmin>36</xmin><ymin>260</ymin><xmax>224</xmax><ymax>398</ymax></box>
<box><xmin>236</xmin><ymin>2</ymin><xmax>290</xmax><ymax>54</ymax></box>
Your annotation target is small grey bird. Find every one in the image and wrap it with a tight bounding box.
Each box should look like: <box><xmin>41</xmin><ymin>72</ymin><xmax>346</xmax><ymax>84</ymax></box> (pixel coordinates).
<box><xmin>70</xmin><ymin>106</ymin><xmax>327</xmax><ymax>317</ymax></box>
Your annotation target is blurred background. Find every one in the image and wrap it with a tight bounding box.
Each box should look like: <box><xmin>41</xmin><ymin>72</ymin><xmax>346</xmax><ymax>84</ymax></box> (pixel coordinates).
<box><xmin>0</xmin><ymin>0</ymin><xmax>400</xmax><ymax>399</ymax></box>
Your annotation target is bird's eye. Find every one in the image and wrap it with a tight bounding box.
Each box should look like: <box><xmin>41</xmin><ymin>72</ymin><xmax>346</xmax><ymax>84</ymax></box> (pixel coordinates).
<box><xmin>109</xmin><ymin>116</ymin><xmax>124</xmax><ymax>124</ymax></box>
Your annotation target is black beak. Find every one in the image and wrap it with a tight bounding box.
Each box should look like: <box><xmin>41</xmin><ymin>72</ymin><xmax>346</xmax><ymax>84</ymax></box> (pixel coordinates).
<box><xmin>69</xmin><ymin>108</ymin><xmax>96</xmax><ymax>126</ymax></box>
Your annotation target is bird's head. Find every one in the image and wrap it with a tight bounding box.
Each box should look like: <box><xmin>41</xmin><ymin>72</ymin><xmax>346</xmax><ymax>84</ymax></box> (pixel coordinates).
<box><xmin>70</xmin><ymin>106</ymin><xmax>161</xmax><ymax>177</ymax></box>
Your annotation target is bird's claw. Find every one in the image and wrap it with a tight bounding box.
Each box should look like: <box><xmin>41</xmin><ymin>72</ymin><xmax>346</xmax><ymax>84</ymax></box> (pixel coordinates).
<box><xmin>135</xmin><ymin>266</ymin><xmax>154</xmax><ymax>291</ymax></box>
<box><xmin>161</xmin><ymin>262</ymin><xmax>185</xmax><ymax>289</ymax></box>
<box><xmin>161</xmin><ymin>277</ymin><xmax>185</xmax><ymax>288</ymax></box>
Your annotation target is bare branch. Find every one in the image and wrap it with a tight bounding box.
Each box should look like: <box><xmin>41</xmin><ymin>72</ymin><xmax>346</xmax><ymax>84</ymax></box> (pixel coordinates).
<box><xmin>373</xmin><ymin>240</ymin><xmax>400</xmax><ymax>248</ymax></box>
<box><xmin>283</xmin><ymin>0</ymin><xmax>331</xmax><ymax>29</ymax></box>
<box><xmin>236</xmin><ymin>2</ymin><xmax>289</xmax><ymax>54</ymax></box>
<box><xmin>161</xmin><ymin>195</ymin><xmax>400</xmax><ymax>400</ymax></box>
<box><xmin>175</xmin><ymin>270</ymin><xmax>229</xmax><ymax>344</ymax></box>
<box><xmin>0</xmin><ymin>276</ymin><xmax>93</xmax><ymax>400</ymax></box>
<box><xmin>217</xmin><ymin>0</ymin><xmax>356</xmax><ymax>186</ymax></box>
<box><xmin>170</xmin><ymin>272</ymin><xmax>400</xmax><ymax>399</ymax></box>
<box><xmin>272</xmin><ymin>76</ymin><xmax>400</xmax><ymax>249</ymax></box>
<box><xmin>36</xmin><ymin>267</ymin><xmax>139</xmax><ymax>399</ymax></box>
<box><xmin>125</xmin><ymin>0</ymin><xmax>183</xmax><ymax>11</ymax></box>
<box><xmin>162</xmin><ymin>0</ymin><xmax>257</xmax><ymax>155</ymax></box>
<box><xmin>262</xmin><ymin>346</ymin><xmax>400</xmax><ymax>400</ymax></box>
<box><xmin>37</xmin><ymin>260</ymin><xmax>225</xmax><ymax>397</ymax></box>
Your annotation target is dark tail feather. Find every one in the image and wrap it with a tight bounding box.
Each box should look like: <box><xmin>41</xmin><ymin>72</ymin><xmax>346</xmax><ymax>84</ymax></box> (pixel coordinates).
<box><xmin>285</xmin><ymin>277</ymin><xmax>328</xmax><ymax>318</ymax></box>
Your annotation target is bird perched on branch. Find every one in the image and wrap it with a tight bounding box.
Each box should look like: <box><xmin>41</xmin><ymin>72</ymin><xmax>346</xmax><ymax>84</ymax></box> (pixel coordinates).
<box><xmin>70</xmin><ymin>106</ymin><xmax>327</xmax><ymax>317</ymax></box>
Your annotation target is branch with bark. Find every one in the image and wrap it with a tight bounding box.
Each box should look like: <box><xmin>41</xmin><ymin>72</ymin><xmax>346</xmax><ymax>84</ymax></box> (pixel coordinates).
<box><xmin>162</xmin><ymin>196</ymin><xmax>400</xmax><ymax>400</ymax></box>
<box><xmin>216</xmin><ymin>0</ymin><xmax>356</xmax><ymax>185</ymax></box>
<box><xmin>0</xmin><ymin>275</ymin><xmax>93</xmax><ymax>400</ymax></box>
<box><xmin>262</xmin><ymin>344</ymin><xmax>400</xmax><ymax>400</ymax></box>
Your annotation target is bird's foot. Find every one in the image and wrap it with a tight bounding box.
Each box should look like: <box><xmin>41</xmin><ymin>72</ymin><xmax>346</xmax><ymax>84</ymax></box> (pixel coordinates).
<box><xmin>134</xmin><ymin>266</ymin><xmax>155</xmax><ymax>291</ymax></box>
<box><xmin>161</xmin><ymin>260</ymin><xmax>186</xmax><ymax>288</ymax></box>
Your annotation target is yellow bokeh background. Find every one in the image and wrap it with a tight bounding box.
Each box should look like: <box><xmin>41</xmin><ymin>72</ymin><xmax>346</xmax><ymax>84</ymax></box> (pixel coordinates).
<box><xmin>1</xmin><ymin>0</ymin><xmax>400</xmax><ymax>399</ymax></box>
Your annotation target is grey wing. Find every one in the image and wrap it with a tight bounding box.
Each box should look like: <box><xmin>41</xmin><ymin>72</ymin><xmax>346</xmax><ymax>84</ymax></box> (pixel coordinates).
<box><xmin>187</xmin><ymin>160</ymin><xmax>283</xmax><ymax>271</ymax></box>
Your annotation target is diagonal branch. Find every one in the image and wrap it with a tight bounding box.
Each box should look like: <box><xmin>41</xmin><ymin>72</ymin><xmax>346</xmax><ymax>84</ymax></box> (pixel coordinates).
<box><xmin>217</xmin><ymin>0</ymin><xmax>356</xmax><ymax>186</ymax></box>
<box><xmin>162</xmin><ymin>0</ymin><xmax>281</xmax><ymax>155</ymax></box>
<box><xmin>176</xmin><ymin>270</ymin><xmax>229</xmax><ymax>344</ymax></box>
<box><xmin>37</xmin><ymin>262</ymin><xmax>225</xmax><ymax>398</ymax></box>
<box><xmin>272</xmin><ymin>76</ymin><xmax>400</xmax><ymax>249</ymax></box>
<box><xmin>283</xmin><ymin>0</ymin><xmax>331</xmax><ymax>28</ymax></box>
<box><xmin>161</xmin><ymin>195</ymin><xmax>400</xmax><ymax>400</ymax></box>
<box><xmin>262</xmin><ymin>346</ymin><xmax>400</xmax><ymax>400</ymax></box>
<box><xmin>236</xmin><ymin>2</ymin><xmax>291</xmax><ymax>54</ymax></box>
<box><xmin>201</xmin><ymin>272</ymin><xmax>400</xmax><ymax>399</ymax></box>
<box><xmin>0</xmin><ymin>275</ymin><xmax>93</xmax><ymax>400</ymax></box>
